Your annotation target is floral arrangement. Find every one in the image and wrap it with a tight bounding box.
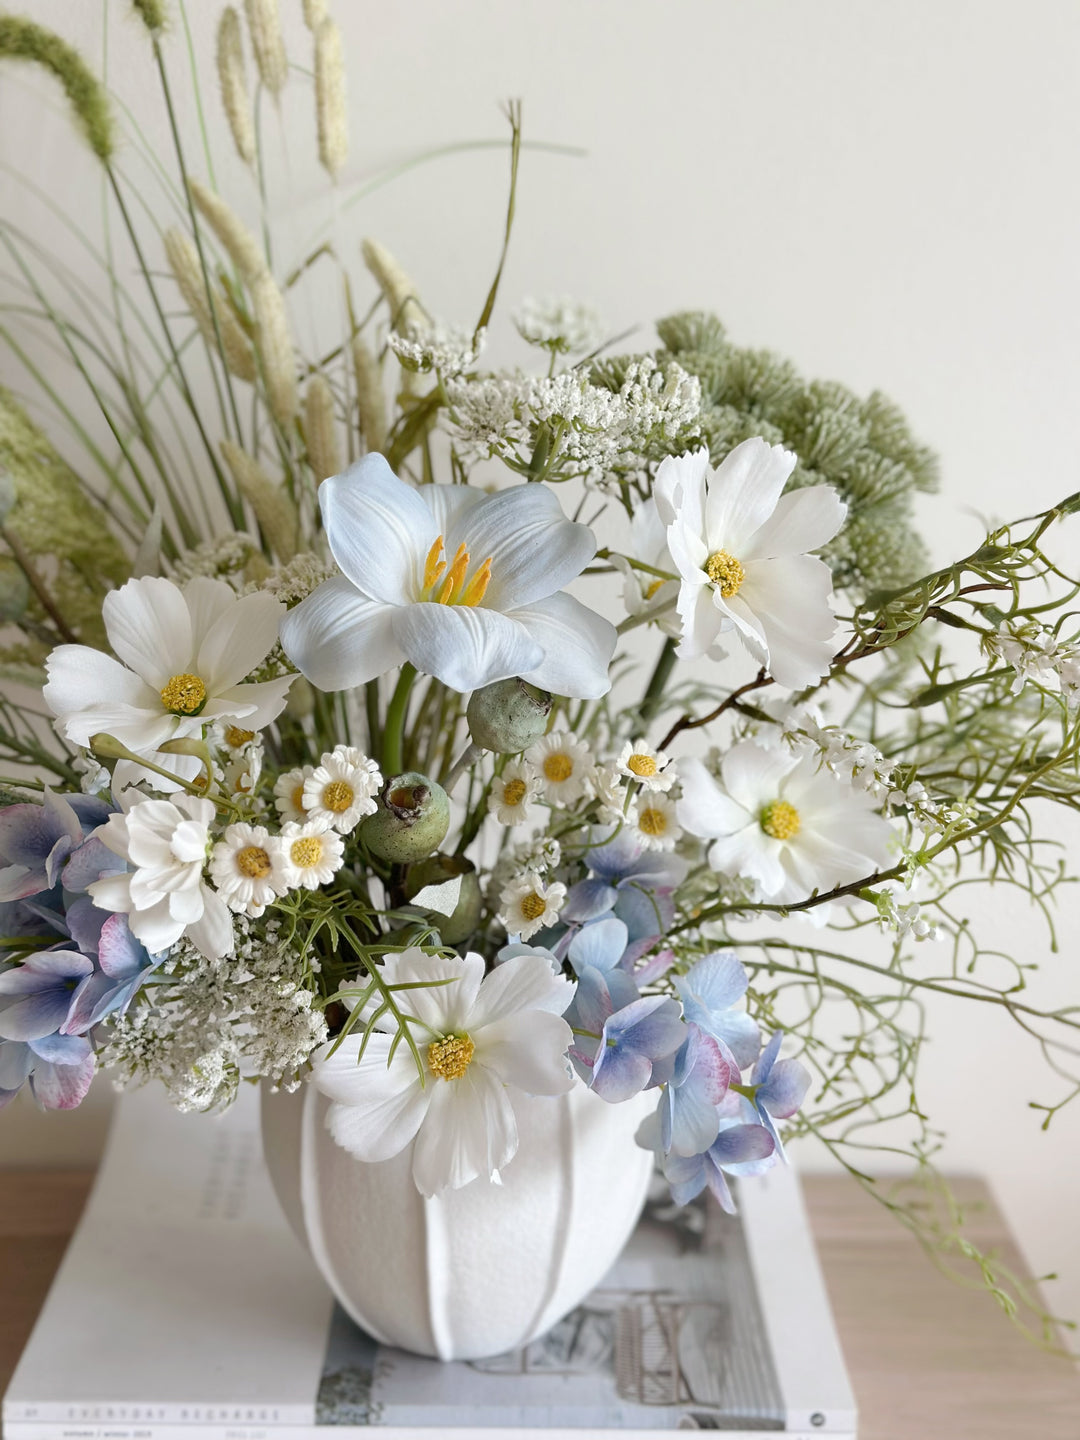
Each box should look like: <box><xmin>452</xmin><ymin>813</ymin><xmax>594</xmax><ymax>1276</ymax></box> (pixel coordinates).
<box><xmin>1</xmin><ymin>2</ymin><xmax>1077</xmax><ymax>1338</ymax></box>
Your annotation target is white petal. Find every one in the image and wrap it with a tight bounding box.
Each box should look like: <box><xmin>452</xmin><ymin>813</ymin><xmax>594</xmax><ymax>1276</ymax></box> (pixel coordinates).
<box><xmin>510</xmin><ymin>592</ymin><xmax>616</xmax><ymax>700</ymax></box>
<box><xmin>666</xmin><ymin>514</ymin><xmax>709</xmax><ymax>583</ymax></box>
<box><xmin>452</xmin><ymin>485</ymin><xmax>596</xmax><ymax>611</ymax></box>
<box><xmin>184</xmin><ymin>888</ymin><xmax>234</xmax><ymax>959</ymax></box>
<box><xmin>469</xmin><ymin>952</ymin><xmax>576</xmax><ymax>1030</ymax></box>
<box><xmin>197</xmin><ymin>590</ymin><xmax>286</xmax><ymax>690</ymax></box>
<box><xmin>392</xmin><ymin>603</ymin><xmax>541</xmax><ymax>693</ymax></box>
<box><xmin>319</xmin><ymin>454</ymin><xmax>437</xmax><ymax>605</ymax></box>
<box><xmin>742</xmin><ymin>485</ymin><xmax>847</xmax><ymax>561</ymax></box>
<box><xmin>314</xmin><ymin>1034</ymin><xmax>430</xmax><ymax>1163</ymax></box>
<box><xmin>654</xmin><ymin>448</ymin><xmax>709</xmax><ymax>533</ymax></box>
<box><xmin>475</xmin><ymin>1012</ymin><xmax>575</xmax><ymax>1095</ymax></box>
<box><xmin>417</xmin><ymin>481</ymin><xmax>485</xmax><ymax>536</ymax></box>
<box><xmin>721</xmin><ymin>741</ymin><xmax>799</xmax><ymax>812</ymax></box>
<box><xmin>214</xmin><ymin>675</ymin><xmax>294</xmax><ymax>728</ymax></box>
<box><xmin>709</xmin><ymin>828</ymin><xmax>787</xmax><ymax>895</ymax></box>
<box><xmin>183</xmin><ymin>578</ymin><xmax>240</xmax><ymax>652</ymax></box>
<box><xmin>676</xmin><ymin>758</ymin><xmax>751</xmax><ymax>841</ymax></box>
<box><xmin>675</xmin><ymin>579</ymin><xmax>727</xmax><ymax>660</ymax></box>
<box><xmin>410</xmin><ymin>1065</ymin><xmax>518</xmax><ymax>1196</ymax></box>
<box><xmin>704</xmin><ymin>438</ymin><xmax>796</xmax><ymax>554</ymax></box>
<box><xmin>377</xmin><ymin>948</ymin><xmax>486</xmax><ymax>1035</ymax></box>
<box><xmin>43</xmin><ymin>647</ymin><xmax>159</xmax><ymax>743</ymax></box>
<box><xmin>103</xmin><ymin>577</ymin><xmax>194</xmax><ymax>686</ymax></box>
<box><xmin>280</xmin><ymin>578</ymin><xmax>404</xmax><ymax>691</ymax></box>
<box><xmin>737</xmin><ymin>554</ymin><xmax>839</xmax><ymax>688</ymax></box>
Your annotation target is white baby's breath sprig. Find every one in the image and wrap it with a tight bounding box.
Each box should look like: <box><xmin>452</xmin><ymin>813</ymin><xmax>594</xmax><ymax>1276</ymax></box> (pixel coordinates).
<box><xmin>216</xmin><ymin>8</ymin><xmax>256</xmax><ymax>166</ymax></box>
<box><xmin>244</xmin><ymin>0</ymin><xmax>287</xmax><ymax>96</ymax></box>
<box><xmin>314</xmin><ymin>16</ymin><xmax>348</xmax><ymax>178</ymax></box>
<box><xmin>514</xmin><ymin>296</ymin><xmax>604</xmax><ymax>355</ymax></box>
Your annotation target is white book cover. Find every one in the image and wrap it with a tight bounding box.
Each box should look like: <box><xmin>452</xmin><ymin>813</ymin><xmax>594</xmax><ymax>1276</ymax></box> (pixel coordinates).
<box><xmin>3</xmin><ymin>1087</ymin><xmax>856</xmax><ymax>1440</ymax></box>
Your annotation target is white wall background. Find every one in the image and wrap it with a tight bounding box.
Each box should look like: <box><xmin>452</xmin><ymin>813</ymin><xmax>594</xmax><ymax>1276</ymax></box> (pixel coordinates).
<box><xmin>2</xmin><ymin>0</ymin><xmax>1080</xmax><ymax>1345</ymax></box>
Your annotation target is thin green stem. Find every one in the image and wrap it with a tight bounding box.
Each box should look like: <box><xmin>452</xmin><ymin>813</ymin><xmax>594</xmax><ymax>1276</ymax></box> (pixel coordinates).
<box><xmin>383</xmin><ymin>664</ymin><xmax>417</xmax><ymax>777</ymax></box>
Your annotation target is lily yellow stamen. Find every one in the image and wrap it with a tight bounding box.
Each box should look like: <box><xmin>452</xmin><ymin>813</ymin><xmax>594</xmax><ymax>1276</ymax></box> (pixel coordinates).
<box><xmin>423</xmin><ymin>535</ymin><xmax>447</xmax><ymax>591</ymax></box>
<box><xmin>459</xmin><ymin>555</ymin><xmax>493</xmax><ymax>607</ymax></box>
<box><xmin>423</xmin><ymin>534</ymin><xmax>493</xmax><ymax>607</ymax></box>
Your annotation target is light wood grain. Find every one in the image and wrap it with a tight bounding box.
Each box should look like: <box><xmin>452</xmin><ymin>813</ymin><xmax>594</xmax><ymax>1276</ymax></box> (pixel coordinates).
<box><xmin>1</xmin><ymin>1170</ymin><xmax>1078</xmax><ymax>1437</ymax></box>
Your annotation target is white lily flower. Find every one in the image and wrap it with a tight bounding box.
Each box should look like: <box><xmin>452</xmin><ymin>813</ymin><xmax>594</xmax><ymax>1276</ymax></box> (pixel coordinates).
<box><xmin>88</xmin><ymin>795</ymin><xmax>234</xmax><ymax>959</ymax></box>
<box><xmin>279</xmin><ymin>454</ymin><xmax>616</xmax><ymax>697</ymax></box>
<box><xmin>678</xmin><ymin>742</ymin><xmax>895</xmax><ymax>907</ymax></box>
<box><xmin>43</xmin><ymin>576</ymin><xmax>292</xmax><ymax>785</ymax></box>
<box><xmin>655</xmin><ymin>440</ymin><xmax>847</xmax><ymax>689</ymax></box>
<box><xmin>311</xmin><ymin>948</ymin><xmax>576</xmax><ymax>1195</ymax></box>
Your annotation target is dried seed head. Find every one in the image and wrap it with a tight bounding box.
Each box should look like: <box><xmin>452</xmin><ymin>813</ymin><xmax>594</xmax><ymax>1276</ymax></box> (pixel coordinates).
<box><xmin>221</xmin><ymin>441</ymin><xmax>298</xmax><ymax>563</ymax></box>
<box><xmin>217</xmin><ymin>8</ymin><xmax>255</xmax><ymax>167</ymax></box>
<box><xmin>361</xmin><ymin>237</ymin><xmax>425</xmax><ymax>335</ymax></box>
<box><xmin>131</xmin><ymin>0</ymin><xmax>167</xmax><ymax>34</ymax></box>
<box><xmin>302</xmin><ymin>0</ymin><xmax>327</xmax><ymax>28</ymax></box>
<box><xmin>305</xmin><ymin>375</ymin><xmax>340</xmax><ymax>482</ymax></box>
<box><xmin>314</xmin><ymin>16</ymin><xmax>348</xmax><ymax>179</ymax></box>
<box><xmin>250</xmin><ymin>272</ymin><xmax>298</xmax><ymax>429</ymax></box>
<box><xmin>0</xmin><ymin>17</ymin><xmax>114</xmax><ymax>162</ymax></box>
<box><xmin>351</xmin><ymin>335</ymin><xmax>387</xmax><ymax>455</ymax></box>
<box><xmin>164</xmin><ymin>228</ymin><xmax>256</xmax><ymax>383</ymax></box>
<box><xmin>243</xmin><ymin>0</ymin><xmax>287</xmax><ymax>96</ymax></box>
<box><xmin>188</xmin><ymin>178</ymin><xmax>266</xmax><ymax>284</ymax></box>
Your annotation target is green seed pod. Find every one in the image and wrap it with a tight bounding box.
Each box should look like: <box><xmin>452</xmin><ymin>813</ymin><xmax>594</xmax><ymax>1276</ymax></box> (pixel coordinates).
<box><xmin>404</xmin><ymin>854</ymin><xmax>483</xmax><ymax>946</ymax></box>
<box><xmin>466</xmin><ymin>677</ymin><xmax>552</xmax><ymax>754</ymax></box>
<box><xmin>0</xmin><ymin>555</ymin><xmax>29</xmax><ymax>621</ymax></box>
<box><xmin>361</xmin><ymin>772</ymin><xmax>449</xmax><ymax>863</ymax></box>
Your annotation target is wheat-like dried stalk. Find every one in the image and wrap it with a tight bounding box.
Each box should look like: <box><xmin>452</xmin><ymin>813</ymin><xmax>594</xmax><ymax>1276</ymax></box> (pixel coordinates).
<box><xmin>314</xmin><ymin>17</ymin><xmax>348</xmax><ymax>179</ymax></box>
<box><xmin>243</xmin><ymin>0</ymin><xmax>287</xmax><ymax>96</ymax></box>
<box><xmin>305</xmin><ymin>375</ymin><xmax>341</xmax><ymax>482</ymax></box>
<box><xmin>361</xmin><ymin>237</ymin><xmax>425</xmax><ymax>334</ymax></box>
<box><xmin>188</xmin><ymin>178</ymin><xmax>265</xmax><ymax>284</ymax></box>
<box><xmin>216</xmin><ymin>8</ymin><xmax>255</xmax><ymax>167</ymax></box>
<box><xmin>221</xmin><ymin>440</ymin><xmax>298</xmax><ymax>562</ymax></box>
<box><xmin>164</xmin><ymin>229</ymin><xmax>255</xmax><ymax>383</ymax></box>
<box><xmin>351</xmin><ymin>335</ymin><xmax>387</xmax><ymax>455</ymax></box>
<box><xmin>250</xmin><ymin>273</ymin><xmax>298</xmax><ymax>430</ymax></box>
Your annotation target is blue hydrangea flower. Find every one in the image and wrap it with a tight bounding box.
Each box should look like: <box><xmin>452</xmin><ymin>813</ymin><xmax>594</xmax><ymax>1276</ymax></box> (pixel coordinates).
<box><xmin>661</xmin><ymin>1118</ymin><xmax>776</xmax><ymax>1212</ymax></box>
<box><xmin>63</xmin><ymin>905</ymin><xmax>162</xmax><ymax>1033</ymax></box>
<box><xmin>567</xmin><ymin>961</ymin><xmax>685</xmax><ymax>1103</ymax></box>
<box><xmin>0</xmin><ymin>790</ymin><xmax>112</xmax><ymax>902</ymax></box>
<box><xmin>674</xmin><ymin>951</ymin><xmax>761</xmax><ymax>1069</ymax></box>
<box><xmin>651</xmin><ymin>1023</ymin><xmax>733</xmax><ymax>1157</ymax></box>
<box><xmin>563</xmin><ymin>828</ymin><xmax>688</xmax><ymax>941</ymax></box>
<box><xmin>0</xmin><ymin>949</ymin><xmax>93</xmax><ymax>1041</ymax></box>
<box><xmin>0</xmin><ymin>1031</ymin><xmax>94</xmax><ymax>1110</ymax></box>
<box><xmin>743</xmin><ymin>1030</ymin><xmax>811</xmax><ymax>1157</ymax></box>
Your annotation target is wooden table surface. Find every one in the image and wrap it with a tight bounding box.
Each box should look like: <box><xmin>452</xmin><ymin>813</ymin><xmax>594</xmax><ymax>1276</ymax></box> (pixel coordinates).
<box><xmin>1</xmin><ymin>1169</ymin><xmax>1078</xmax><ymax>1438</ymax></box>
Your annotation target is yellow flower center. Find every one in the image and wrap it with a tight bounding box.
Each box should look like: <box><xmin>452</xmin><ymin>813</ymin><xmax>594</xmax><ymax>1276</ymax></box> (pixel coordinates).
<box><xmin>292</xmin><ymin>784</ymin><xmax>307</xmax><ymax>812</ymax></box>
<box><xmin>421</xmin><ymin>534</ymin><xmax>493</xmax><ymax>607</ymax></box>
<box><xmin>519</xmin><ymin>891</ymin><xmax>548</xmax><ymax>921</ymax></box>
<box><xmin>704</xmin><ymin>549</ymin><xmax>746</xmax><ymax>598</ymax></box>
<box><xmin>644</xmin><ymin>578</ymin><xmax>665</xmax><ymax>600</ymax></box>
<box><xmin>160</xmin><ymin>673</ymin><xmax>207</xmax><ymax>715</ymax></box>
<box><xmin>502</xmin><ymin>778</ymin><xmax>528</xmax><ymax>806</ymax></box>
<box><xmin>289</xmin><ymin>836</ymin><xmax>324</xmax><ymax>869</ymax></box>
<box><xmin>627</xmin><ymin>752</ymin><xmax>658</xmax><ymax>777</ymax></box>
<box><xmin>543</xmin><ymin>753</ymin><xmax>574</xmax><ymax>783</ymax></box>
<box><xmin>428</xmin><ymin>1033</ymin><xmax>475</xmax><ymax>1081</ymax></box>
<box><xmin>639</xmin><ymin>805</ymin><xmax>668</xmax><ymax>837</ymax></box>
<box><xmin>235</xmin><ymin>845</ymin><xmax>273</xmax><ymax>879</ymax></box>
<box><xmin>760</xmin><ymin>800</ymin><xmax>801</xmax><ymax>841</ymax></box>
<box><xmin>225</xmin><ymin>725</ymin><xmax>256</xmax><ymax>748</ymax></box>
<box><xmin>321</xmin><ymin>779</ymin><xmax>354</xmax><ymax>813</ymax></box>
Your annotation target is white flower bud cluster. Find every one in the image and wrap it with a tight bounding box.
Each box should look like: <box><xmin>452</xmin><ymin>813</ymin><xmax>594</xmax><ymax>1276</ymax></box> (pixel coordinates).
<box><xmin>514</xmin><ymin>296</ymin><xmax>604</xmax><ymax>355</ymax></box>
<box><xmin>873</xmin><ymin>884</ymin><xmax>943</xmax><ymax>943</ymax></box>
<box><xmin>387</xmin><ymin>321</ymin><xmax>484</xmax><ymax>376</ymax></box>
<box><xmin>983</xmin><ymin>621</ymin><xmax>1080</xmax><ymax>708</ymax></box>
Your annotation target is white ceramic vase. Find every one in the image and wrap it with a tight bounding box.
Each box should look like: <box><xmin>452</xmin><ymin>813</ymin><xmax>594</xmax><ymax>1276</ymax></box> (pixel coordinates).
<box><xmin>260</xmin><ymin>1079</ymin><xmax>656</xmax><ymax>1361</ymax></box>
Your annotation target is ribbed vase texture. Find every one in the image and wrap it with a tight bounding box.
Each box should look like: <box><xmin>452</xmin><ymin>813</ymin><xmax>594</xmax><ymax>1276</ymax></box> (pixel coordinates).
<box><xmin>261</xmin><ymin>1080</ymin><xmax>656</xmax><ymax>1360</ymax></box>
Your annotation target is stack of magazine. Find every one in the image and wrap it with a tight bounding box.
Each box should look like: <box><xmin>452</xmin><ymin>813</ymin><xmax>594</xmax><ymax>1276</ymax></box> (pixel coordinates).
<box><xmin>4</xmin><ymin>1087</ymin><xmax>856</xmax><ymax>1439</ymax></box>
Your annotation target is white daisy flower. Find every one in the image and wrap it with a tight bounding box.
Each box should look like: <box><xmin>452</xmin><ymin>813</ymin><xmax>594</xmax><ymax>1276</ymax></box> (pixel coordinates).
<box><xmin>43</xmin><ymin>576</ymin><xmax>292</xmax><ymax>786</ymax></box>
<box><xmin>276</xmin><ymin>820</ymin><xmax>345</xmax><ymax>890</ymax></box>
<box><xmin>311</xmin><ymin>947</ymin><xmax>577</xmax><ymax>1196</ymax></box>
<box><xmin>616</xmin><ymin>738</ymin><xmax>674</xmax><ymax>792</ymax></box>
<box><xmin>302</xmin><ymin>745</ymin><xmax>382</xmax><ymax>833</ymax></box>
<box><xmin>274</xmin><ymin>765</ymin><xmax>313</xmax><ymax>823</ymax></box>
<box><xmin>487</xmin><ymin>760</ymin><xmax>540</xmax><ymax>826</ymax></box>
<box><xmin>210</xmin><ymin>822</ymin><xmax>287</xmax><ymax>918</ymax></box>
<box><xmin>525</xmin><ymin>730</ymin><xmax>593</xmax><ymax>806</ymax></box>
<box><xmin>677</xmin><ymin>741</ymin><xmax>896</xmax><ymax>906</ymax></box>
<box><xmin>632</xmin><ymin>793</ymin><xmax>681</xmax><ymax>852</ymax></box>
<box><xmin>655</xmin><ymin>439</ymin><xmax>847</xmax><ymax>689</ymax></box>
<box><xmin>223</xmin><ymin>741</ymin><xmax>263</xmax><ymax>798</ymax></box>
<box><xmin>88</xmin><ymin>795</ymin><xmax>234</xmax><ymax>959</ymax></box>
<box><xmin>498</xmin><ymin>871</ymin><xmax>567</xmax><ymax>940</ymax></box>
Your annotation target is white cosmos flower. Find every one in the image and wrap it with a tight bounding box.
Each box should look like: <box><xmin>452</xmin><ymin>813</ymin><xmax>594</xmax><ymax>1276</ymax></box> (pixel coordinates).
<box><xmin>487</xmin><ymin>760</ymin><xmax>540</xmax><ymax>826</ymax></box>
<box><xmin>632</xmin><ymin>792</ymin><xmax>681</xmax><ymax>852</ymax></box>
<box><xmin>209</xmin><ymin>822</ymin><xmax>287</xmax><ymax>917</ymax></box>
<box><xmin>610</xmin><ymin>499</ymin><xmax>681</xmax><ymax>638</ymax></box>
<box><xmin>678</xmin><ymin>742</ymin><xmax>895</xmax><ymax>907</ymax></box>
<box><xmin>276</xmin><ymin>819</ymin><xmax>345</xmax><ymax>890</ymax></box>
<box><xmin>301</xmin><ymin>746</ymin><xmax>382</xmax><ymax>833</ymax></box>
<box><xmin>274</xmin><ymin>766</ymin><xmax>313</xmax><ymax>823</ymax></box>
<box><xmin>280</xmin><ymin>454</ymin><xmax>616</xmax><ymax>698</ymax></box>
<box><xmin>43</xmin><ymin>577</ymin><xmax>292</xmax><ymax>786</ymax></box>
<box><xmin>311</xmin><ymin>948</ymin><xmax>577</xmax><ymax>1195</ymax></box>
<box><xmin>616</xmin><ymin>738</ymin><xmax>674</xmax><ymax>792</ymax></box>
<box><xmin>655</xmin><ymin>440</ymin><xmax>847</xmax><ymax>689</ymax></box>
<box><xmin>498</xmin><ymin>872</ymin><xmax>567</xmax><ymax>941</ymax></box>
<box><xmin>525</xmin><ymin>730</ymin><xmax>593</xmax><ymax>806</ymax></box>
<box><xmin>88</xmin><ymin>796</ymin><xmax>234</xmax><ymax>959</ymax></box>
